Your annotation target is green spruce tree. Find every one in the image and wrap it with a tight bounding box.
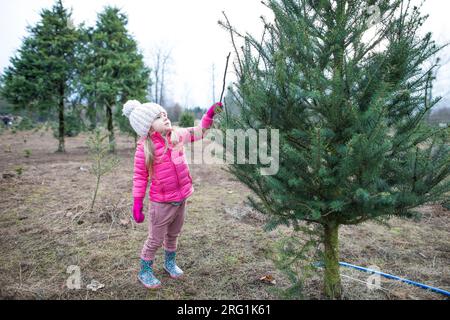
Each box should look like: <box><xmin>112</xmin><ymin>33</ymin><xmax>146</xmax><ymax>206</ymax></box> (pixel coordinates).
<box><xmin>179</xmin><ymin>111</ymin><xmax>195</xmax><ymax>128</ymax></box>
<box><xmin>74</xmin><ymin>24</ymin><xmax>99</xmax><ymax>131</ymax></box>
<box><xmin>220</xmin><ymin>0</ymin><xmax>450</xmax><ymax>299</ymax></box>
<box><xmin>1</xmin><ymin>0</ymin><xmax>79</xmax><ymax>152</ymax></box>
<box><xmin>91</xmin><ymin>6</ymin><xmax>150</xmax><ymax>152</ymax></box>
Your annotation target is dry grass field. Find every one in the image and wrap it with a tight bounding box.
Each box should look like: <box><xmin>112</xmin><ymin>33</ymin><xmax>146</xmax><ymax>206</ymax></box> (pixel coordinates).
<box><xmin>0</xmin><ymin>128</ymin><xmax>448</xmax><ymax>300</ymax></box>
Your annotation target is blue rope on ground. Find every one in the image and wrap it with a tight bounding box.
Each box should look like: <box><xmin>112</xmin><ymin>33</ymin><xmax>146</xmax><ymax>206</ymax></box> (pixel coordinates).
<box><xmin>313</xmin><ymin>261</ymin><xmax>450</xmax><ymax>297</ymax></box>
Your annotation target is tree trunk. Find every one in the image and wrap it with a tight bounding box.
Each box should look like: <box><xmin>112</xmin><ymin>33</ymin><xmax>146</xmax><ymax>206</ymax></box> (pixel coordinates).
<box><xmin>154</xmin><ymin>54</ymin><xmax>160</xmax><ymax>104</ymax></box>
<box><xmin>88</xmin><ymin>100</ymin><xmax>96</xmax><ymax>131</ymax></box>
<box><xmin>160</xmin><ymin>64</ymin><xmax>165</xmax><ymax>106</ymax></box>
<box><xmin>90</xmin><ymin>175</ymin><xmax>100</xmax><ymax>212</ymax></box>
<box><xmin>106</xmin><ymin>103</ymin><xmax>115</xmax><ymax>153</ymax></box>
<box><xmin>323</xmin><ymin>222</ymin><xmax>342</xmax><ymax>299</ymax></box>
<box><xmin>57</xmin><ymin>84</ymin><xmax>65</xmax><ymax>153</ymax></box>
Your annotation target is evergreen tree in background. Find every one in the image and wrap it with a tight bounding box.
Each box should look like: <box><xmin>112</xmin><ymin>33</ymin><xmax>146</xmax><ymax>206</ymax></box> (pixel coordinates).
<box><xmin>179</xmin><ymin>111</ymin><xmax>195</xmax><ymax>128</ymax></box>
<box><xmin>0</xmin><ymin>0</ymin><xmax>79</xmax><ymax>152</ymax></box>
<box><xmin>187</xmin><ymin>106</ymin><xmax>207</xmax><ymax>120</ymax></box>
<box><xmin>91</xmin><ymin>7</ymin><xmax>150</xmax><ymax>152</ymax></box>
<box><xmin>74</xmin><ymin>24</ymin><xmax>99</xmax><ymax>131</ymax></box>
<box><xmin>220</xmin><ymin>0</ymin><xmax>450</xmax><ymax>299</ymax></box>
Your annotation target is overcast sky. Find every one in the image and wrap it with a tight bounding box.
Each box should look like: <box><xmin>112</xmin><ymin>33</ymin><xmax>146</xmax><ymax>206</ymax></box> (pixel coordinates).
<box><xmin>1</xmin><ymin>0</ymin><xmax>449</xmax><ymax>109</ymax></box>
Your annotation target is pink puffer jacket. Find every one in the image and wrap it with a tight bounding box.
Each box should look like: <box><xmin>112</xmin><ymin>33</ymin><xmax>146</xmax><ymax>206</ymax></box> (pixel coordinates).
<box><xmin>132</xmin><ymin>116</ymin><xmax>212</xmax><ymax>203</ymax></box>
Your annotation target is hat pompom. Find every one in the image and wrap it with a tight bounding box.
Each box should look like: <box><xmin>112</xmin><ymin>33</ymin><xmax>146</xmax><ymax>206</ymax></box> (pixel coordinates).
<box><xmin>123</xmin><ymin>100</ymin><xmax>141</xmax><ymax>118</ymax></box>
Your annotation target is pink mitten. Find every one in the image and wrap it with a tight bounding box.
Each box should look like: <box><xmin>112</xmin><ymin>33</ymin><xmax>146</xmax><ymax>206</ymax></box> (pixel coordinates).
<box><xmin>207</xmin><ymin>102</ymin><xmax>223</xmax><ymax>117</ymax></box>
<box><xmin>133</xmin><ymin>197</ymin><xmax>145</xmax><ymax>223</ymax></box>
<box><xmin>201</xmin><ymin>102</ymin><xmax>224</xmax><ymax>129</ymax></box>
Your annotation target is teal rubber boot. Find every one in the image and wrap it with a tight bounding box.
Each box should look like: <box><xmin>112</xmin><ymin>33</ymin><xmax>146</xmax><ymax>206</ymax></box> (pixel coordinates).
<box><xmin>138</xmin><ymin>259</ymin><xmax>161</xmax><ymax>289</ymax></box>
<box><xmin>164</xmin><ymin>250</ymin><xmax>184</xmax><ymax>279</ymax></box>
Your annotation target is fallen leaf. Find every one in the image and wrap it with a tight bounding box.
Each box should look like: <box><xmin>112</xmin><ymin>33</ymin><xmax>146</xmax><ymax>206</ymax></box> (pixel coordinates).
<box><xmin>259</xmin><ymin>274</ymin><xmax>276</xmax><ymax>285</ymax></box>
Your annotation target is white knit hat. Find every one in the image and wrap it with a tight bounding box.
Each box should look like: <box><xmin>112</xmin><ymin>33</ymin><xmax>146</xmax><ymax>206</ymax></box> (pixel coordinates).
<box><xmin>122</xmin><ymin>100</ymin><xmax>167</xmax><ymax>137</ymax></box>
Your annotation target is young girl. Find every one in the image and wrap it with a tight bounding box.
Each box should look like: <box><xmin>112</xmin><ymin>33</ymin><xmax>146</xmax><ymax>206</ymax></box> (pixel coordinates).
<box><xmin>122</xmin><ymin>100</ymin><xmax>223</xmax><ymax>289</ymax></box>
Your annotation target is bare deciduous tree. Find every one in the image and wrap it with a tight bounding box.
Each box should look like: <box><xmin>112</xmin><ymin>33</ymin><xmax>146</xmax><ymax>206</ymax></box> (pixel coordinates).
<box><xmin>166</xmin><ymin>102</ymin><xmax>182</xmax><ymax>122</ymax></box>
<box><xmin>150</xmin><ymin>45</ymin><xmax>173</xmax><ymax>106</ymax></box>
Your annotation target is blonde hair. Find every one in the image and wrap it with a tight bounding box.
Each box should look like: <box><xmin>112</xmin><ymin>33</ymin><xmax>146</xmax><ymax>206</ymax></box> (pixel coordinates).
<box><xmin>143</xmin><ymin>129</ymin><xmax>179</xmax><ymax>174</ymax></box>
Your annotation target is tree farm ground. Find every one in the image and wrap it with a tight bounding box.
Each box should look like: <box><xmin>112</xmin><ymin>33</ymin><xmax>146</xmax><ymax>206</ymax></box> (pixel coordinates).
<box><xmin>0</xmin><ymin>128</ymin><xmax>448</xmax><ymax>300</ymax></box>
